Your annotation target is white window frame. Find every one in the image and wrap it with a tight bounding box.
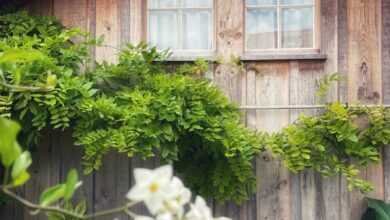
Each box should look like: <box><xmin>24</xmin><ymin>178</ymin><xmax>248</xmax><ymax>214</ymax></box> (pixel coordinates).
<box><xmin>244</xmin><ymin>0</ymin><xmax>320</xmax><ymax>54</ymax></box>
<box><xmin>146</xmin><ymin>0</ymin><xmax>216</xmax><ymax>58</ymax></box>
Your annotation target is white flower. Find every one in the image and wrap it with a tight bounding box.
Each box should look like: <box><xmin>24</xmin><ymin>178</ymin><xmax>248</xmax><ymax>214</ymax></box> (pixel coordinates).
<box><xmin>134</xmin><ymin>216</ymin><xmax>155</xmax><ymax>220</ymax></box>
<box><xmin>185</xmin><ymin>196</ymin><xmax>213</xmax><ymax>220</ymax></box>
<box><xmin>127</xmin><ymin>165</ymin><xmax>173</xmax><ymax>214</ymax></box>
<box><xmin>156</xmin><ymin>213</ymin><xmax>173</xmax><ymax>220</ymax></box>
<box><xmin>162</xmin><ymin>177</ymin><xmax>191</xmax><ymax>216</ymax></box>
<box><xmin>214</xmin><ymin>217</ymin><xmax>232</xmax><ymax>220</ymax></box>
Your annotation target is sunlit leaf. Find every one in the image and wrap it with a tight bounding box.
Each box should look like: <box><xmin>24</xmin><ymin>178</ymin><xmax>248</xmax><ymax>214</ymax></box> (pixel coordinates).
<box><xmin>39</xmin><ymin>184</ymin><xmax>66</xmax><ymax>206</ymax></box>
<box><xmin>12</xmin><ymin>171</ymin><xmax>30</xmax><ymax>187</ymax></box>
<box><xmin>11</xmin><ymin>151</ymin><xmax>32</xmax><ymax>179</ymax></box>
<box><xmin>0</xmin><ymin>118</ymin><xmax>22</xmax><ymax>167</ymax></box>
<box><xmin>64</xmin><ymin>169</ymin><xmax>81</xmax><ymax>200</ymax></box>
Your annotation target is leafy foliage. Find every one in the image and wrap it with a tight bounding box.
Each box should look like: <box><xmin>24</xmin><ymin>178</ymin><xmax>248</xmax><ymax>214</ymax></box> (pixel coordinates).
<box><xmin>362</xmin><ymin>198</ymin><xmax>390</xmax><ymax>220</ymax></box>
<box><xmin>2</xmin><ymin>11</ymin><xmax>390</xmax><ymax>204</ymax></box>
<box><xmin>0</xmin><ymin>12</ymin><xmax>262</xmax><ymax>203</ymax></box>
<box><xmin>74</xmin><ymin>46</ymin><xmax>264</xmax><ymax>203</ymax></box>
<box><xmin>268</xmin><ymin>103</ymin><xmax>390</xmax><ymax>193</ymax></box>
<box><xmin>0</xmin><ymin>11</ymin><xmax>97</xmax><ymax>146</ymax></box>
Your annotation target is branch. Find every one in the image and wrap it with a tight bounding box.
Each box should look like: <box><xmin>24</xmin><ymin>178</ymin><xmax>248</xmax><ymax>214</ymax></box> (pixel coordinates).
<box><xmin>1</xmin><ymin>188</ymin><xmax>138</xmax><ymax>219</ymax></box>
<box><xmin>0</xmin><ymin>81</ymin><xmax>53</xmax><ymax>92</ymax></box>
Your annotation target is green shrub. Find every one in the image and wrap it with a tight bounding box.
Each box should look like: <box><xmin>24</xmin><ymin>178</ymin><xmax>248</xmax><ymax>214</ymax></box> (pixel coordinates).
<box><xmin>0</xmin><ymin>12</ymin><xmax>263</xmax><ymax>203</ymax></box>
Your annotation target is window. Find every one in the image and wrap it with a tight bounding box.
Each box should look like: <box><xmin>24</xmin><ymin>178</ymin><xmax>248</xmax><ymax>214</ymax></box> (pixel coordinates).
<box><xmin>147</xmin><ymin>0</ymin><xmax>214</xmax><ymax>52</ymax></box>
<box><xmin>246</xmin><ymin>0</ymin><xmax>316</xmax><ymax>51</ymax></box>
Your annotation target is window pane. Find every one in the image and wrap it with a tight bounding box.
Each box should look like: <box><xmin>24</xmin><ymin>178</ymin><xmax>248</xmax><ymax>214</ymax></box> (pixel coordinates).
<box><xmin>246</xmin><ymin>9</ymin><xmax>277</xmax><ymax>49</ymax></box>
<box><xmin>280</xmin><ymin>0</ymin><xmax>313</xmax><ymax>5</ymax></box>
<box><xmin>183</xmin><ymin>10</ymin><xmax>212</xmax><ymax>49</ymax></box>
<box><xmin>149</xmin><ymin>11</ymin><xmax>178</xmax><ymax>49</ymax></box>
<box><xmin>149</xmin><ymin>0</ymin><xmax>178</xmax><ymax>8</ymax></box>
<box><xmin>183</xmin><ymin>0</ymin><xmax>212</xmax><ymax>8</ymax></box>
<box><xmin>281</xmin><ymin>7</ymin><xmax>313</xmax><ymax>48</ymax></box>
<box><xmin>246</xmin><ymin>0</ymin><xmax>276</xmax><ymax>5</ymax></box>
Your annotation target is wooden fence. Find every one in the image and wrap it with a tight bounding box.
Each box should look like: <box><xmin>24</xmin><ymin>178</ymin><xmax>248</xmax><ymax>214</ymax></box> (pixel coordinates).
<box><xmin>1</xmin><ymin>0</ymin><xmax>390</xmax><ymax>219</ymax></box>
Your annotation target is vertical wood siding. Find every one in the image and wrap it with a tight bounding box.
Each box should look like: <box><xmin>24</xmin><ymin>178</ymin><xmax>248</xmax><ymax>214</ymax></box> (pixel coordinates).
<box><xmin>1</xmin><ymin>0</ymin><xmax>389</xmax><ymax>219</ymax></box>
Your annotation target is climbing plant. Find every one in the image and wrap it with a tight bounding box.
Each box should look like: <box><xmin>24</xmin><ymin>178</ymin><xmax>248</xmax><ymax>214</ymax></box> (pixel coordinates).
<box><xmin>0</xmin><ymin>11</ymin><xmax>262</xmax><ymax>203</ymax></box>
<box><xmin>1</xmin><ymin>11</ymin><xmax>390</xmax><ymax>206</ymax></box>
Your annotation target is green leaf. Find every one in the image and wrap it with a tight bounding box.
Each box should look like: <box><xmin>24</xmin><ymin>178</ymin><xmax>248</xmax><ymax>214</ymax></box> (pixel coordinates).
<box><xmin>39</xmin><ymin>184</ymin><xmax>66</xmax><ymax>206</ymax></box>
<box><xmin>12</xmin><ymin>171</ymin><xmax>30</xmax><ymax>187</ymax></box>
<box><xmin>11</xmin><ymin>151</ymin><xmax>32</xmax><ymax>179</ymax></box>
<box><xmin>362</xmin><ymin>198</ymin><xmax>390</xmax><ymax>220</ymax></box>
<box><xmin>64</xmin><ymin>169</ymin><xmax>80</xmax><ymax>200</ymax></box>
<box><xmin>0</xmin><ymin>118</ymin><xmax>22</xmax><ymax>167</ymax></box>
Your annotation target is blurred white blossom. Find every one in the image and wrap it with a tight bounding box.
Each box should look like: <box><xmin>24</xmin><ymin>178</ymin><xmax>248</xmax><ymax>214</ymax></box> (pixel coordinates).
<box><xmin>127</xmin><ymin>165</ymin><xmax>173</xmax><ymax>214</ymax></box>
<box><xmin>186</xmin><ymin>196</ymin><xmax>213</xmax><ymax>220</ymax></box>
<box><xmin>127</xmin><ymin>165</ymin><xmax>231</xmax><ymax>220</ymax></box>
<box><xmin>135</xmin><ymin>216</ymin><xmax>154</xmax><ymax>220</ymax></box>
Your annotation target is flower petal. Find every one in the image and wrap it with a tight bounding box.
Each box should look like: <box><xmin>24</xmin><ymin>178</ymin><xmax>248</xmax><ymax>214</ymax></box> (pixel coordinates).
<box><xmin>134</xmin><ymin>168</ymin><xmax>153</xmax><ymax>183</ymax></box>
<box><xmin>127</xmin><ymin>184</ymin><xmax>150</xmax><ymax>201</ymax></box>
<box><xmin>154</xmin><ymin>165</ymin><xmax>173</xmax><ymax>181</ymax></box>
<box><xmin>134</xmin><ymin>215</ymin><xmax>154</xmax><ymax>220</ymax></box>
<box><xmin>145</xmin><ymin>197</ymin><xmax>165</xmax><ymax>215</ymax></box>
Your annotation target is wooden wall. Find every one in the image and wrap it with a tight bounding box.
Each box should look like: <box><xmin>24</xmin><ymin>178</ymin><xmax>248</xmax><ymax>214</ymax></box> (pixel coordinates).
<box><xmin>1</xmin><ymin>0</ymin><xmax>389</xmax><ymax>219</ymax></box>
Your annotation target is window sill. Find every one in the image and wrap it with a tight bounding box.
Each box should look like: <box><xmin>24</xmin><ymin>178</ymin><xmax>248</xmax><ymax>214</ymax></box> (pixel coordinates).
<box><xmin>160</xmin><ymin>53</ymin><xmax>327</xmax><ymax>62</ymax></box>
<box><xmin>240</xmin><ymin>53</ymin><xmax>327</xmax><ymax>61</ymax></box>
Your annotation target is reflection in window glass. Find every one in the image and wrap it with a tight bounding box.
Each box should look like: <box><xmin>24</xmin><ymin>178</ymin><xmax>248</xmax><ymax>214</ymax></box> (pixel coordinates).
<box><xmin>280</xmin><ymin>0</ymin><xmax>313</xmax><ymax>5</ymax></box>
<box><xmin>245</xmin><ymin>0</ymin><xmax>315</xmax><ymax>49</ymax></box>
<box><xmin>148</xmin><ymin>0</ymin><xmax>213</xmax><ymax>51</ymax></box>
<box><xmin>149</xmin><ymin>11</ymin><xmax>178</xmax><ymax>49</ymax></box>
<box><xmin>183</xmin><ymin>0</ymin><xmax>212</xmax><ymax>8</ymax></box>
<box><xmin>149</xmin><ymin>0</ymin><xmax>178</xmax><ymax>8</ymax></box>
<box><xmin>281</xmin><ymin>8</ymin><xmax>313</xmax><ymax>48</ymax></box>
<box><xmin>246</xmin><ymin>9</ymin><xmax>277</xmax><ymax>49</ymax></box>
<box><xmin>183</xmin><ymin>10</ymin><xmax>212</xmax><ymax>49</ymax></box>
<box><xmin>246</xmin><ymin>0</ymin><xmax>276</xmax><ymax>5</ymax></box>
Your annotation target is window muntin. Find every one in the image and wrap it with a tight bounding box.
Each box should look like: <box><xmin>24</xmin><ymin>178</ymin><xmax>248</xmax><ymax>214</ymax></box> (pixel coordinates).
<box><xmin>246</xmin><ymin>0</ymin><xmax>315</xmax><ymax>50</ymax></box>
<box><xmin>148</xmin><ymin>0</ymin><xmax>213</xmax><ymax>51</ymax></box>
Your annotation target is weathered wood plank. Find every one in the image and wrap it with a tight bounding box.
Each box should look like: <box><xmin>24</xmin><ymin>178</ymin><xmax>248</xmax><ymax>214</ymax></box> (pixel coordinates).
<box><xmin>252</xmin><ymin>62</ymin><xmax>291</xmax><ymax>220</ymax></box>
<box><xmin>118</xmin><ymin>0</ymin><xmax>131</xmax><ymax>46</ymax></box>
<box><xmin>129</xmin><ymin>0</ymin><xmax>146</xmax><ymax>44</ymax></box>
<box><xmin>95</xmin><ymin>0</ymin><xmax>120</xmax><ymax>63</ymax></box>
<box><xmin>94</xmin><ymin>153</ymin><xmax>130</xmax><ymax>220</ymax></box>
<box><xmin>27</xmin><ymin>0</ymin><xmax>53</xmax><ymax>16</ymax></box>
<box><xmin>215</xmin><ymin>0</ymin><xmax>244</xmax><ymax>57</ymax></box>
<box><xmin>345</xmin><ymin>1</ymin><xmax>384</xmax><ymax>220</ymax></box>
<box><xmin>289</xmin><ymin>61</ymin><xmax>327</xmax><ymax>220</ymax></box>
<box><xmin>22</xmin><ymin>131</ymin><xmax>61</xmax><ymax>220</ymax></box>
<box><xmin>58</xmin><ymin>130</ymin><xmax>94</xmax><ymax>214</ymax></box>
<box><xmin>347</xmin><ymin>0</ymin><xmax>382</xmax><ymax>104</ymax></box>
<box><xmin>53</xmin><ymin>0</ymin><xmax>88</xmax><ymax>29</ymax></box>
<box><xmin>383</xmin><ymin>0</ymin><xmax>390</xmax><ymax>203</ymax></box>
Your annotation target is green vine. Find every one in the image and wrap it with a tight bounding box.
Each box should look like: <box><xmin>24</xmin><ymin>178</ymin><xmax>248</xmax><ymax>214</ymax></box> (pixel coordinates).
<box><xmin>0</xmin><ymin>11</ymin><xmax>262</xmax><ymax>203</ymax></box>
<box><xmin>1</xmin><ymin>11</ymin><xmax>390</xmax><ymax>205</ymax></box>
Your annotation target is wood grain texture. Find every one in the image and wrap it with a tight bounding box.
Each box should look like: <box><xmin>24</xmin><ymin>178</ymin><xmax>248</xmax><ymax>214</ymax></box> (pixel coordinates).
<box><xmin>96</xmin><ymin>0</ymin><xmax>120</xmax><ymax>63</ymax></box>
<box><xmin>119</xmin><ymin>0</ymin><xmax>132</xmax><ymax>46</ymax></box>
<box><xmin>94</xmin><ymin>153</ymin><xmax>130</xmax><ymax>220</ymax></box>
<box><xmin>252</xmin><ymin>62</ymin><xmax>291</xmax><ymax>220</ymax></box>
<box><xmin>23</xmin><ymin>131</ymin><xmax>61</xmax><ymax>220</ymax></box>
<box><xmin>6</xmin><ymin>1</ymin><xmax>388</xmax><ymax>220</ymax></box>
<box><xmin>53</xmin><ymin>0</ymin><xmax>88</xmax><ymax>28</ymax></box>
<box><xmin>26</xmin><ymin>0</ymin><xmax>53</xmax><ymax>16</ymax></box>
<box><xmin>59</xmin><ymin>130</ymin><xmax>94</xmax><ymax>214</ymax></box>
<box><xmin>347</xmin><ymin>0</ymin><xmax>382</xmax><ymax>104</ymax></box>
<box><xmin>215</xmin><ymin>0</ymin><xmax>244</xmax><ymax>56</ymax></box>
<box><xmin>129</xmin><ymin>0</ymin><xmax>146</xmax><ymax>44</ymax></box>
<box><xmin>337</xmin><ymin>0</ymin><xmax>349</xmax><ymax>103</ymax></box>
<box><xmin>383</xmin><ymin>0</ymin><xmax>390</xmax><ymax>203</ymax></box>
<box><xmin>290</xmin><ymin>61</ymin><xmax>328</xmax><ymax>220</ymax></box>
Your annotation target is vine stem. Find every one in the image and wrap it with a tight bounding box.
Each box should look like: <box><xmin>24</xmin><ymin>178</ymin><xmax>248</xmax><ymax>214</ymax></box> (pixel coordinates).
<box><xmin>0</xmin><ymin>81</ymin><xmax>53</xmax><ymax>92</ymax></box>
<box><xmin>1</xmin><ymin>188</ymin><xmax>138</xmax><ymax>219</ymax></box>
